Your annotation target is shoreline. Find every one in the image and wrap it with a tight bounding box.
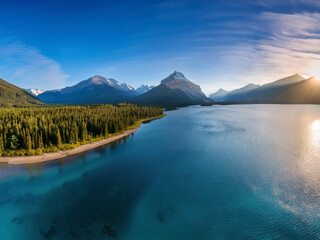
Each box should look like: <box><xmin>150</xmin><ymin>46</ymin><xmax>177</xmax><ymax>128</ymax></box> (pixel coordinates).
<box><xmin>0</xmin><ymin>115</ymin><xmax>165</xmax><ymax>165</ymax></box>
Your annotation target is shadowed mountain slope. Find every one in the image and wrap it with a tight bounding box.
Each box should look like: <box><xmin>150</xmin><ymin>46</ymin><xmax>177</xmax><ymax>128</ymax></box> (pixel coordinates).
<box><xmin>272</xmin><ymin>77</ymin><xmax>320</xmax><ymax>104</ymax></box>
<box><xmin>210</xmin><ymin>74</ymin><xmax>311</xmax><ymax>103</ymax></box>
<box><xmin>133</xmin><ymin>71</ymin><xmax>212</xmax><ymax>106</ymax></box>
<box><xmin>39</xmin><ymin>75</ymin><xmax>137</xmax><ymax>104</ymax></box>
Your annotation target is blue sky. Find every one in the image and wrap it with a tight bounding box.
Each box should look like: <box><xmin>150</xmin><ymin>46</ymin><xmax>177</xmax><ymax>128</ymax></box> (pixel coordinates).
<box><xmin>1</xmin><ymin>0</ymin><xmax>320</xmax><ymax>94</ymax></box>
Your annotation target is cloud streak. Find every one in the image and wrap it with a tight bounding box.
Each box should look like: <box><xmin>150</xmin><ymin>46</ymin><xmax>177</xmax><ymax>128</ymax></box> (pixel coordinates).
<box><xmin>246</xmin><ymin>0</ymin><xmax>320</xmax><ymax>8</ymax></box>
<box><xmin>0</xmin><ymin>40</ymin><xmax>69</xmax><ymax>90</ymax></box>
<box><xmin>216</xmin><ymin>11</ymin><xmax>320</xmax><ymax>87</ymax></box>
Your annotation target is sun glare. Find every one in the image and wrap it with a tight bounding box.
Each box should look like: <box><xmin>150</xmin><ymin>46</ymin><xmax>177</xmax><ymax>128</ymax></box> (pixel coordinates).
<box><xmin>312</xmin><ymin>120</ymin><xmax>320</xmax><ymax>131</ymax></box>
<box><xmin>312</xmin><ymin>75</ymin><xmax>320</xmax><ymax>82</ymax></box>
<box><xmin>311</xmin><ymin>120</ymin><xmax>320</xmax><ymax>146</ymax></box>
<box><xmin>299</xmin><ymin>73</ymin><xmax>320</xmax><ymax>81</ymax></box>
<box><xmin>299</xmin><ymin>74</ymin><xmax>312</xmax><ymax>79</ymax></box>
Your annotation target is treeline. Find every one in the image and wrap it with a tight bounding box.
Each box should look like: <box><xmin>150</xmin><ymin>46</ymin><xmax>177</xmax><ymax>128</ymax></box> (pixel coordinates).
<box><xmin>0</xmin><ymin>104</ymin><xmax>163</xmax><ymax>156</ymax></box>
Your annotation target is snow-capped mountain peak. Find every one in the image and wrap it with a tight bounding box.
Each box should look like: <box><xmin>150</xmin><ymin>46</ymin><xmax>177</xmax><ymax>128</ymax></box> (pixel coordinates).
<box><xmin>160</xmin><ymin>71</ymin><xmax>208</xmax><ymax>100</ymax></box>
<box><xmin>108</xmin><ymin>78</ymin><xmax>121</xmax><ymax>86</ymax></box>
<box><xmin>26</xmin><ymin>88</ymin><xmax>44</xmax><ymax>96</ymax></box>
<box><xmin>120</xmin><ymin>83</ymin><xmax>134</xmax><ymax>91</ymax></box>
<box><xmin>136</xmin><ymin>84</ymin><xmax>155</xmax><ymax>95</ymax></box>
<box><xmin>161</xmin><ymin>71</ymin><xmax>189</xmax><ymax>84</ymax></box>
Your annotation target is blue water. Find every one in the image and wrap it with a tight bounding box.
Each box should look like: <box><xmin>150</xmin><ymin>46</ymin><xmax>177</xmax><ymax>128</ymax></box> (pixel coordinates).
<box><xmin>1</xmin><ymin>105</ymin><xmax>320</xmax><ymax>239</ymax></box>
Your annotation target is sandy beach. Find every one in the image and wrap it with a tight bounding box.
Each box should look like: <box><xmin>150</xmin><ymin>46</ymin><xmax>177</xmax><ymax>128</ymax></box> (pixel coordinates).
<box><xmin>0</xmin><ymin>116</ymin><xmax>164</xmax><ymax>165</ymax></box>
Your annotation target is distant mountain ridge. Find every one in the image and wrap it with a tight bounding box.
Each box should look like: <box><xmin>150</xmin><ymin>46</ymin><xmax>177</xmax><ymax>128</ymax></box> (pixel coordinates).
<box><xmin>209</xmin><ymin>88</ymin><xmax>229</xmax><ymax>101</ymax></box>
<box><xmin>209</xmin><ymin>74</ymin><xmax>313</xmax><ymax>103</ymax></box>
<box><xmin>133</xmin><ymin>71</ymin><xmax>212</xmax><ymax>106</ymax></box>
<box><xmin>209</xmin><ymin>83</ymin><xmax>261</xmax><ymax>102</ymax></box>
<box><xmin>38</xmin><ymin>75</ymin><xmax>139</xmax><ymax>104</ymax></box>
<box><xmin>0</xmin><ymin>78</ymin><xmax>42</xmax><ymax>107</ymax></box>
<box><xmin>39</xmin><ymin>75</ymin><xmax>157</xmax><ymax>104</ymax></box>
<box><xmin>272</xmin><ymin>77</ymin><xmax>320</xmax><ymax>104</ymax></box>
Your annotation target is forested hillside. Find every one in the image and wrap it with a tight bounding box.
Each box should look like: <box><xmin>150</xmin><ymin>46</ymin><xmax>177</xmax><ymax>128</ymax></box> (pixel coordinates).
<box><xmin>0</xmin><ymin>78</ymin><xmax>42</xmax><ymax>107</ymax></box>
<box><xmin>0</xmin><ymin>104</ymin><xmax>163</xmax><ymax>156</ymax></box>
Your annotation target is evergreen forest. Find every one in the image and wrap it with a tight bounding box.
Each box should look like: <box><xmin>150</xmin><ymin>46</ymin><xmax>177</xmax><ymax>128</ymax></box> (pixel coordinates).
<box><xmin>0</xmin><ymin>104</ymin><xmax>163</xmax><ymax>156</ymax></box>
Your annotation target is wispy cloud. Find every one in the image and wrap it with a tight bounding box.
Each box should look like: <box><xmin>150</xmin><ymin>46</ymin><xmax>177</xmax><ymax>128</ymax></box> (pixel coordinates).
<box><xmin>246</xmin><ymin>0</ymin><xmax>320</xmax><ymax>7</ymax></box>
<box><xmin>216</xmin><ymin>12</ymin><xmax>320</xmax><ymax>87</ymax></box>
<box><xmin>96</xmin><ymin>9</ymin><xmax>320</xmax><ymax>95</ymax></box>
<box><xmin>0</xmin><ymin>40</ymin><xmax>69</xmax><ymax>90</ymax></box>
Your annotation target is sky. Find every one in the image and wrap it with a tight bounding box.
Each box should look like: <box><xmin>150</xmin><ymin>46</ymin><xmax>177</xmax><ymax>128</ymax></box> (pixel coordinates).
<box><xmin>0</xmin><ymin>0</ymin><xmax>320</xmax><ymax>95</ymax></box>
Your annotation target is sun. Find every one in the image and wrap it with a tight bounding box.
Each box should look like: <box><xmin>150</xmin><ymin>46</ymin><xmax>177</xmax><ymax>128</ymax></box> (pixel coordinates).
<box><xmin>299</xmin><ymin>73</ymin><xmax>320</xmax><ymax>82</ymax></box>
<box><xmin>299</xmin><ymin>74</ymin><xmax>312</xmax><ymax>79</ymax></box>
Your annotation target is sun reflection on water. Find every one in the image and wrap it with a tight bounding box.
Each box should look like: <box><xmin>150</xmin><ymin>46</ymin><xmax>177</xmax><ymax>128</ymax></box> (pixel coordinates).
<box><xmin>311</xmin><ymin>120</ymin><xmax>320</xmax><ymax>147</ymax></box>
<box><xmin>297</xmin><ymin>119</ymin><xmax>320</xmax><ymax>193</ymax></box>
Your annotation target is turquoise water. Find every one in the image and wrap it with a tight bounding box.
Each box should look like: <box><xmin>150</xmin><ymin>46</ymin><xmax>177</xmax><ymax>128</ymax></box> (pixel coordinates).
<box><xmin>1</xmin><ymin>105</ymin><xmax>320</xmax><ymax>239</ymax></box>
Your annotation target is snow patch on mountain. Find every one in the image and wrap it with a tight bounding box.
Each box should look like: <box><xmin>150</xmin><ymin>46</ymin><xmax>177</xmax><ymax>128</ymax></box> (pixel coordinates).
<box><xmin>136</xmin><ymin>85</ymin><xmax>155</xmax><ymax>95</ymax></box>
<box><xmin>26</xmin><ymin>88</ymin><xmax>44</xmax><ymax>96</ymax></box>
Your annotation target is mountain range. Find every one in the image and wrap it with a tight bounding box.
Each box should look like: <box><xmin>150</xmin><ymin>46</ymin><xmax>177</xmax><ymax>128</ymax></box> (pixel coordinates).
<box><xmin>0</xmin><ymin>71</ymin><xmax>209</xmax><ymax>107</ymax></box>
<box><xmin>1</xmin><ymin>72</ymin><xmax>320</xmax><ymax>108</ymax></box>
<box><xmin>133</xmin><ymin>71</ymin><xmax>212</xmax><ymax>106</ymax></box>
<box><xmin>38</xmin><ymin>76</ymin><xmax>153</xmax><ymax>104</ymax></box>
<box><xmin>38</xmin><ymin>71</ymin><xmax>211</xmax><ymax>106</ymax></box>
<box><xmin>209</xmin><ymin>74</ymin><xmax>320</xmax><ymax>104</ymax></box>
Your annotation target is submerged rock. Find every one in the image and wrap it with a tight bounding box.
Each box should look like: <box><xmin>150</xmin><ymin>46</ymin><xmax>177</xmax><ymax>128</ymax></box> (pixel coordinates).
<box><xmin>12</xmin><ymin>217</ymin><xmax>24</xmax><ymax>224</ymax></box>
<box><xmin>40</xmin><ymin>225</ymin><xmax>57</xmax><ymax>239</ymax></box>
<box><xmin>50</xmin><ymin>217</ymin><xmax>58</xmax><ymax>225</ymax></box>
<box><xmin>156</xmin><ymin>211</ymin><xmax>166</xmax><ymax>223</ymax></box>
<box><xmin>101</xmin><ymin>224</ymin><xmax>117</xmax><ymax>237</ymax></box>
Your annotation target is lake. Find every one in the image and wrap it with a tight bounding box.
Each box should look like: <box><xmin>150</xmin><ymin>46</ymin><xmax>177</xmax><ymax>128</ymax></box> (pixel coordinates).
<box><xmin>1</xmin><ymin>105</ymin><xmax>320</xmax><ymax>239</ymax></box>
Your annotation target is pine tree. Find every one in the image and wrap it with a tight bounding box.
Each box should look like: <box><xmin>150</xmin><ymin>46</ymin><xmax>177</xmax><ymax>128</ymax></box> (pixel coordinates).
<box><xmin>38</xmin><ymin>132</ymin><xmax>44</xmax><ymax>149</ymax></box>
<box><xmin>9</xmin><ymin>135</ymin><xmax>19</xmax><ymax>150</ymax></box>
<box><xmin>80</xmin><ymin>122</ymin><xmax>88</xmax><ymax>141</ymax></box>
<box><xmin>56</xmin><ymin>128</ymin><xmax>62</xmax><ymax>146</ymax></box>
<box><xmin>0</xmin><ymin>134</ymin><xmax>4</xmax><ymax>153</ymax></box>
<box><xmin>70</xmin><ymin>122</ymin><xmax>78</xmax><ymax>144</ymax></box>
<box><xmin>104</xmin><ymin>122</ymin><xmax>108</xmax><ymax>138</ymax></box>
<box><xmin>26</xmin><ymin>134</ymin><xmax>32</xmax><ymax>151</ymax></box>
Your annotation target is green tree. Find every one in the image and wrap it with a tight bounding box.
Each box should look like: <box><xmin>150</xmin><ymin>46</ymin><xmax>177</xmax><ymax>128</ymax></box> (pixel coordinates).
<box><xmin>26</xmin><ymin>134</ymin><xmax>32</xmax><ymax>151</ymax></box>
<box><xmin>80</xmin><ymin>122</ymin><xmax>88</xmax><ymax>141</ymax></box>
<box><xmin>104</xmin><ymin>122</ymin><xmax>108</xmax><ymax>138</ymax></box>
<box><xmin>56</xmin><ymin>128</ymin><xmax>62</xmax><ymax>146</ymax></box>
<box><xmin>38</xmin><ymin>132</ymin><xmax>44</xmax><ymax>149</ymax></box>
<box><xmin>0</xmin><ymin>134</ymin><xmax>4</xmax><ymax>153</ymax></box>
<box><xmin>70</xmin><ymin>122</ymin><xmax>78</xmax><ymax>144</ymax></box>
<box><xmin>8</xmin><ymin>135</ymin><xmax>19</xmax><ymax>150</ymax></box>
